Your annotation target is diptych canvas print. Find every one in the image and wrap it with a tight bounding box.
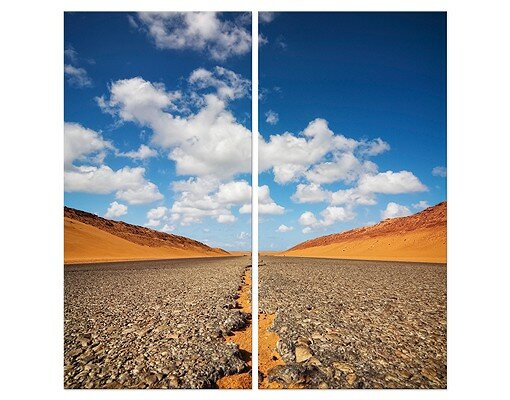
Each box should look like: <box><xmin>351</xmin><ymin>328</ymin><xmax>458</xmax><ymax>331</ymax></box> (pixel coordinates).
<box><xmin>64</xmin><ymin>11</ymin><xmax>446</xmax><ymax>389</ymax></box>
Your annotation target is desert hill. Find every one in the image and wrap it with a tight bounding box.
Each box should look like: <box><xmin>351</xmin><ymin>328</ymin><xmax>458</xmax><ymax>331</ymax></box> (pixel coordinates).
<box><xmin>64</xmin><ymin>207</ymin><xmax>230</xmax><ymax>264</ymax></box>
<box><xmin>282</xmin><ymin>201</ymin><xmax>446</xmax><ymax>263</ymax></box>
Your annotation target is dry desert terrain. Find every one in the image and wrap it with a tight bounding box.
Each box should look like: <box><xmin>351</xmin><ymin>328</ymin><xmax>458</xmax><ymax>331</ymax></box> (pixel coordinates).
<box><xmin>258</xmin><ymin>256</ymin><xmax>446</xmax><ymax>389</ymax></box>
<box><xmin>64</xmin><ymin>257</ymin><xmax>252</xmax><ymax>389</ymax></box>
<box><xmin>283</xmin><ymin>202</ymin><xmax>446</xmax><ymax>263</ymax></box>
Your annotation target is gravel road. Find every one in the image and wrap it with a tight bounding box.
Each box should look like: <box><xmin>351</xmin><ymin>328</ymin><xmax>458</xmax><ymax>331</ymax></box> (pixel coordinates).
<box><xmin>259</xmin><ymin>256</ymin><xmax>446</xmax><ymax>389</ymax></box>
<box><xmin>64</xmin><ymin>256</ymin><xmax>251</xmax><ymax>389</ymax></box>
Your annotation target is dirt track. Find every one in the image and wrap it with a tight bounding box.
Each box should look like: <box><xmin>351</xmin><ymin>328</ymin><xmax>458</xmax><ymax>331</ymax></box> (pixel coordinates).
<box><xmin>64</xmin><ymin>256</ymin><xmax>251</xmax><ymax>389</ymax></box>
<box><xmin>258</xmin><ymin>256</ymin><xmax>446</xmax><ymax>389</ymax></box>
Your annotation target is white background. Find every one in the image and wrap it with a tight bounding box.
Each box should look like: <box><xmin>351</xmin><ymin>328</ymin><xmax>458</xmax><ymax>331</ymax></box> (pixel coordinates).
<box><xmin>1</xmin><ymin>0</ymin><xmax>509</xmax><ymax>398</ymax></box>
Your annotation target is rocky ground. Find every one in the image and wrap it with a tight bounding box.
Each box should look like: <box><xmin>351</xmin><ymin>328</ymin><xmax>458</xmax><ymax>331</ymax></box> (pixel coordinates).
<box><xmin>64</xmin><ymin>256</ymin><xmax>251</xmax><ymax>389</ymax></box>
<box><xmin>259</xmin><ymin>256</ymin><xmax>446</xmax><ymax>389</ymax></box>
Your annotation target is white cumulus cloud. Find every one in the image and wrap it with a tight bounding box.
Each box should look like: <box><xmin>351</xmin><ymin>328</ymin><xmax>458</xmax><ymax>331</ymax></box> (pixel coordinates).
<box><xmin>305</xmin><ymin>153</ymin><xmax>377</xmax><ymax>185</ymax></box>
<box><xmin>189</xmin><ymin>66</ymin><xmax>250</xmax><ymax>100</ymax></box>
<box><xmin>104</xmin><ymin>201</ymin><xmax>128</xmax><ymax>219</ymax></box>
<box><xmin>216</xmin><ymin>180</ymin><xmax>252</xmax><ymax>205</ymax></box>
<box><xmin>330</xmin><ymin>188</ymin><xmax>377</xmax><ymax>206</ymax></box>
<box><xmin>168</xmin><ymin>178</ymin><xmax>252</xmax><ymax>225</ymax></box>
<box><xmin>92</xmin><ymin>66</ymin><xmax>257</xmax><ymax>228</ymax></box>
<box><xmin>119</xmin><ymin>144</ymin><xmax>157</xmax><ymax>160</ymax></box>
<box><xmin>136</xmin><ymin>12</ymin><xmax>251</xmax><ymax>61</ymax></box>
<box><xmin>381</xmin><ymin>202</ymin><xmax>412</xmax><ymax>219</ymax></box>
<box><xmin>292</xmin><ymin>183</ymin><xmax>331</xmax><ymax>203</ymax></box>
<box><xmin>64</xmin><ymin>122</ymin><xmax>113</xmax><ymax>168</ymax></box>
<box><xmin>147</xmin><ymin>206</ymin><xmax>168</xmax><ymax>221</ymax></box>
<box><xmin>64</xmin><ymin>165</ymin><xmax>163</xmax><ymax>205</ymax></box>
<box><xmin>98</xmin><ymin>72</ymin><xmax>251</xmax><ymax>180</ymax></box>
<box><xmin>240</xmin><ymin>185</ymin><xmax>284</xmax><ymax>215</ymax></box>
<box><xmin>299</xmin><ymin>211</ymin><xmax>318</xmax><ymax>226</ymax></box>
<box><xmin>259</xmin><ymin>117</ymin><xmax>427</xmax><ymax>233</ymax></box>
<box><xmin>146</xmin><ymin>219</ymin><xmax>161</xmax><ymax>227</ymax></box>
<box><xmin>160</xmin><ymin>224</ymin><xmax>175</xmax><ymax>233</ymax></box>
<box><xmin>298</xmin><ymin>206</ymin><xmax>356</xmax><ymax>232</ymax></box>
<box><xmin>260</xmin><ymin>118</ymin><xmax>362</xmax><ymax>184</ymax></box>
<box><xmin>358</xmin><ymin>171</ymin><xmax>427</xmax><ymax>194</ymax></box>
<box><xmin>115</xmin><ymin>182</ymin><xmax>164</xmax><ymax>205</ymax></box>
<box><xmin>277</xmin><ymin>224</ymin><xmax>294</xmax><ymax>233</ymax></box>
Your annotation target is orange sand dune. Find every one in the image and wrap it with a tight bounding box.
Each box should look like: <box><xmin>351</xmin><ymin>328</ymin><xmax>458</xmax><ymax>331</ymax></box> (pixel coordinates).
<box><xmin>228</xmin><ymin>251</ymin><xmax>251</xmax><ymax>257</ymax></box>
<box><xmin>259</xmin><ymin>251</ymin><xmax>282</xmax><ymax>256</ymax></box>
<box><xmin>282</xmin><ymin>202</ymin><xmax>446</xmax><ymax>263</ymax></box>
<box><xmin>64</xmin><ymin>207</ymin><xmax>230</xmax><ymax>264</ymax></box>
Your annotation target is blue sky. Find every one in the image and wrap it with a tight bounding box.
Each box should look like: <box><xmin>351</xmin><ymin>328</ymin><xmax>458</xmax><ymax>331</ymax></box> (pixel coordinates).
<box><xmin>64</xmin><ymin>12</ymin><xmax>253</xmax><ymax>251</ymax></box>
<box><xmin>258</xmin><ymin>12</ymin><xmax>446</xmax><ymax>250</ymax></box>
<box><xmin>64</xmin><ymin>12</ymin><xmax>446</xmax><ymax>252</ymax></box>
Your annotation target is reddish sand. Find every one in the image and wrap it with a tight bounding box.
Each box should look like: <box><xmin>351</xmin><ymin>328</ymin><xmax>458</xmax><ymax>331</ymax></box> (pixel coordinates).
<box><xmin>282</xmin><ymin>202</ymin><xmax>446</xmax><ymax>263</ymax></box>
<box><xmin>64</xmin><ymin>207</ymin><xmax>229</xmax><ymax>264</ymax></box>
<box><xmin>258</xmin><ymin>313</ymin><xmax>285</xmax><ymax>389</ymax></box>
<box><xmin>217</xmin><ymin>267</ymin><xmax>252</xmax><ymax>389</ymax></box>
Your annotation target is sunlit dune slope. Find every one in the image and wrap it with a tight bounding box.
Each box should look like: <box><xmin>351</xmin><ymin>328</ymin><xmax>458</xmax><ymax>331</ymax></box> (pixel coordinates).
<box><xmin>282</xmin><ymin>202</ymin><xmax>446</xmax><ymax>263</ymax></box>
<box><xmin>64</xmin><ymin>207</ymin><xmax>230</xmax><ymax>264</ymax></box>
